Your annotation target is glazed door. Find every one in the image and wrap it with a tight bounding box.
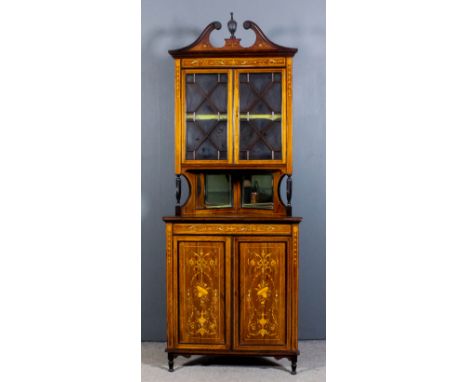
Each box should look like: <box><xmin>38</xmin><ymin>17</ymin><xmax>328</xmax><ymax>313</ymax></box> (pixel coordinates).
<box><xmin>234</xmin><ymin>237</ymin><xmax>290</xmax><ymax>350</ymax></box>
<box><xmin>181</xmin><ymin>68</ymin><xmax>286</xmax><ymax>165</ymax></box>
<box><xmin>182</xmin><ymin>70</ymin><xmax>233</xmax><ymax>163</ymax></box>
<box><xmin>234</xmin><ymin>69</ymin><xmax>286</xmax><ymax>164</ymax></box>
<box><xmin>174</xmin><ymin>236</ymin><xmax>231</xmax><ymax>350</ymax></box>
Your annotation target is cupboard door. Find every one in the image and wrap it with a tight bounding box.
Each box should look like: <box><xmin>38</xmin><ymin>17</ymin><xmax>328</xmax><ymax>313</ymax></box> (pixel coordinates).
<box><xmin>174</xmin><ymin>237</ymin><xmax>231</xmax><ymax>349</ymax></box>
<box><xmin>235</xmin><ymin>70</ymin><xmax>285</xmax><ymax>163</ymax></box>
<box><xmin>183</xmin><ymin>70</ymin><xmax>232</xmax><ymax>162</ymax></box>
<box><xmin>235</xmin><ymin>238</ymin><xmax>289</xmax><ymax>349</ymax></box>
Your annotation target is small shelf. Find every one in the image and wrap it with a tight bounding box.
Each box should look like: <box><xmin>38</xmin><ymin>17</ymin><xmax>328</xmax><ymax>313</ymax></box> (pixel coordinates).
<box><xmin>240</xmin><ymin>113</ymin><xmax>281</xmax><ymax>121</ymax></box>
<box><xmin>186</xmin><ymin>113</ymin><xmax>228</xmax><ymax>121</ymax></box>
<box><xmin>205</xmin><ymin>204</ymin><xmax>232</xmax><ymax>209</ymax></box>
<box><xmin>185</xmin><ymin>113</ymin><xmax>281</xmax><ymax>121</ymax></box>
<box><xmin>242</xmin><ymin>202</ymin><xmax>274</xmax><ymax>210</ymax></box>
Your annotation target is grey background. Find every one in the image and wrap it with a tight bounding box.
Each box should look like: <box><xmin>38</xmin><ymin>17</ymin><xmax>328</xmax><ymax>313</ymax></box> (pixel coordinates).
<box><xmin>142</xmin><ymin>0</ymin><xmax>325</xmax><ymax>340</ymax></box>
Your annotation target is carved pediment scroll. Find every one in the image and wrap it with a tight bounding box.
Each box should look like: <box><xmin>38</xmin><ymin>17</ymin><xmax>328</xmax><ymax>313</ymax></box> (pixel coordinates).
<box><xmin>169</xmin><ymin>13</ymin><xmax>297</xmax><ymax>58</ymax></box>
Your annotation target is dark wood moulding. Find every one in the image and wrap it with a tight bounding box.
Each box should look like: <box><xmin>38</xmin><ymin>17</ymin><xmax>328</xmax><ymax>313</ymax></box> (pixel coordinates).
<box><xmin>163</xmin><ymin>216</ymin><xmax>302</xmax><ymax>223</ymax></box>
<box><xmin>169</xmin><ymin>20</ymin><xmax>298</xmax><ymax>58</ymax></box>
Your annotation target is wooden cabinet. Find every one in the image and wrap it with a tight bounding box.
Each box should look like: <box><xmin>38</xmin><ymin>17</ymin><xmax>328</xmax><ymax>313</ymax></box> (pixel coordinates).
<box><xmin>163</xmin><ymin>14</ymin><xmax>301</xmax><ymax>374</ymax></box>
<box><xmin>165</xmin><ymin>221</ymin><xmax>300</xmax><ymax>373</ymax></box>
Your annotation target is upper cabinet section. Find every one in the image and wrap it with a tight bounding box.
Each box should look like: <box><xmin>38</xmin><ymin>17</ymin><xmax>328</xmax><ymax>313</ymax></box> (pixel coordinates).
<box><xmin>170</xmin><ymin>15</ymin><xmax>297</xmax><ymax>172</ymax></box>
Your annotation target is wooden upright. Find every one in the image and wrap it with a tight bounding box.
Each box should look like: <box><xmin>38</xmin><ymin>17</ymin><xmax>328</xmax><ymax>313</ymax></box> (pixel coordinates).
<box><xmin>163</xmin><ymin>14</ymin><xmax>301</xmax><ymax>374</ymax></box>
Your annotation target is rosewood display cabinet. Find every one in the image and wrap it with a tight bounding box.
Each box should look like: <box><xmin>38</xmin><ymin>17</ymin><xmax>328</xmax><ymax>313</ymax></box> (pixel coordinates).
<box><xmin>163</xmin><ymin>14</ymin><xmax>301</xmax><ymax>374</ymax></box>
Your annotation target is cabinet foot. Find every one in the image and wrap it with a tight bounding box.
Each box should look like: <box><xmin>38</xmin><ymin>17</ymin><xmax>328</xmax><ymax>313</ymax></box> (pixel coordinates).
<box><xmin>168</xmin><ymin>353</ymin><xmax>174</xmax><ymax>372</ymax></box>
<box><xmin>290</xmin><ymin>355</ymin><xmax>297</xmax><ymax>375</ymax></box>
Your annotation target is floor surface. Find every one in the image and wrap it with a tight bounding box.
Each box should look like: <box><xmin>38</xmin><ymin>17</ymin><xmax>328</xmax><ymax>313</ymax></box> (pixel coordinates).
<box><xmin>142</xmin><ymin>341</ymin><xmax>325</xmax><ymax>382</ymax></box>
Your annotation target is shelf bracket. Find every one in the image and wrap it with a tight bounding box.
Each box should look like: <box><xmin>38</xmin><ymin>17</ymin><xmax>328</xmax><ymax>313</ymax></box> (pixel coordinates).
<box><xmin>175</xmin><ymin>174</ymin><xmax>181</xmax><ymax>216</ymax></box>
<box><xmin>286</xmin><ymin>175</ymin><xmax>292</xmax><ymax>216</ymax></box>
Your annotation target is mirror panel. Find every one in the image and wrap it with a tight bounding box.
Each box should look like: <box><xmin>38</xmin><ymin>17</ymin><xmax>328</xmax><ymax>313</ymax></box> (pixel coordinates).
<box><xmin>205</xmin><ymin>174</ymin><xmax>232</xmax><ymax>208</ymax></box>
<box><xmin>241</xmin><ymin>174</ymin><xmax>274</xmax><ymax>209</ymax></box>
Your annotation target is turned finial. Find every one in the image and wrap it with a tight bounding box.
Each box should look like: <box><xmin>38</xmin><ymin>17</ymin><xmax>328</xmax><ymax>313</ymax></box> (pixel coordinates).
<box><xmin>227</xmin><ymin>12</ymin><xmax>237</xmax><ymax>38</ymax></box>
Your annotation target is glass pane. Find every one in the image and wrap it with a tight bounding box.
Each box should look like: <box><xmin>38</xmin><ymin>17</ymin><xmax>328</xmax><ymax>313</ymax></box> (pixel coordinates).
<box><xmin>242</xmin><ymin>174</ymin><xmax>274</xmax><ymax>209</ymax></box>
<box><xmin>205</xmin><ymin>174</ymin><xmax>232</xmax><ymax>208</ymax></box>
<box><xmin>185</xmin><ymin>73</ymin><xmax>228</xmax><ymax>160</ymax></box>
<box><xmin>239</xmin><ymin>72</ymin><xmax>282</xmax><ymax>160</ymax></box>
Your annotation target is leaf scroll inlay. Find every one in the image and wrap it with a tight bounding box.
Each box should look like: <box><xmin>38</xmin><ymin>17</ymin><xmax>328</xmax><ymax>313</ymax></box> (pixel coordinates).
<box><xmin>242</xmin><ymin>246</ymin><xmax>285</xmax><ymax>341</ymax></box>
<box><xmin>182</xmin><ymin>57</ymin><xmax>286</xmax><ymax>68</ymax></box>
<box><xmin>179</xmin><ymin>245</ymin><xmax>223</xmax><ymax>342</ymax></box>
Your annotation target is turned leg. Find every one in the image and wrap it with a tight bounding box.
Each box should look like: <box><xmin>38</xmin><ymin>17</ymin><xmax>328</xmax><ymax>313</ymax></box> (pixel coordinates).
<box><xmin>168</xmin><ymin>353</ymin><xmax>174</xmax><ymax>372</ymax></box>
<box><xmin>291</xmin><ymin>355</ymin><xmax>297</xmax><ymax>375</ymax></box>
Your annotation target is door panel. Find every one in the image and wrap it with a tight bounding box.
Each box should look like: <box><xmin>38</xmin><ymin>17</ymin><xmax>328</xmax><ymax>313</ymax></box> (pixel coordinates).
<box><xmin>175</xmin><ymin>237</ymin><xmax>230</xmax><ymax>349</ymax></box>
<box><xmin>235</xmin><ymin>238</ymin><xmax>289</xmax><ymax>349</ymax></box>
<box><xmin>235</xmin><ymin>70</ymin><xmax>286</xmax><ymax>163</ymax></box>
<box><xmin>183</xmin><ymin>70</ymin><xmax>232</xmax><ymax>162</ymax></box>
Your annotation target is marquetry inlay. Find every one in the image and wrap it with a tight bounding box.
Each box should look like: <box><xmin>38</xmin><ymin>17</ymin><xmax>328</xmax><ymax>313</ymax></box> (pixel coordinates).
<box><xmin>286</xmin><ymin>57</ymin><xmax>292</xmax><ymax>98</ymax></box>
<box><xmin>166</xmin><ymin>224</ymin><xmax>172</xmax><ymax>265</ymax></box>
<box><xmin>292</xmin><ymin>225</ymin><xmax>298</xmax><ymax>266</ymax></box>
<box><xmin>166</xmin><ymin>224</ymin><xmax>173</xmax><ymax>347</ymax></box>
<box><xmin>240</xmin><ymin>243</ymin><xmax>286</xmax><ymax>344</ymax></box>
<box><xmin>250</xmin><ymin>250</ymin><xmax>277</xmax><ymax>338</ymax></box>
<box><xmin>173</xmin><ymin>224</ymin><xmax>291</xmax><ymax>235</ymax></box>
<box><xmin>175</xmin><ymin>60</ymin><xmax>180</xmax><ymax>94</ymax></box>
<box><xmin>178</xmin><ymin>242</ymin><xmax>225</xmax><ymax>344</ymax></box>
<box><xmin>181</xmin><ymin>57</ymin><xmax>286</xmax><ymax>68</ymax></box>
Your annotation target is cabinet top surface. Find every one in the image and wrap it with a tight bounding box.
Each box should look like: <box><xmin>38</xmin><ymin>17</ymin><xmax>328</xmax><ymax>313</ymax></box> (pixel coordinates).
<box><xmin>163</xmin><ymin>216</ymin><xmax>302</xmax><ymax>223</ymax></box>
<box><xmin>169</xmin><ymin>16</ymin><xmax>297</xmax><ymax>59</ymax></box>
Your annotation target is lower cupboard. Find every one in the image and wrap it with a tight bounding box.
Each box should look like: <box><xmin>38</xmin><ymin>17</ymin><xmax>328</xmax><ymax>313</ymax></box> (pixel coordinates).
<box><xmin>164</xmin><ymin>220</ymin><xmax>301</xmax><ymax>374</ymax></box>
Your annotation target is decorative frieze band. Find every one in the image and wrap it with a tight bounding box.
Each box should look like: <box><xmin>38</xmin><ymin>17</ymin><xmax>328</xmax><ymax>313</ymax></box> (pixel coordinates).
<box><xmin>173</xmin><ymin>223</ymin><xmax>291</xmax><ymax>235</ymax></box>
<box><xmin>181</xmin><ymin>57</ymin><xmax>286</xmax><ymax>68</ymax></box>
